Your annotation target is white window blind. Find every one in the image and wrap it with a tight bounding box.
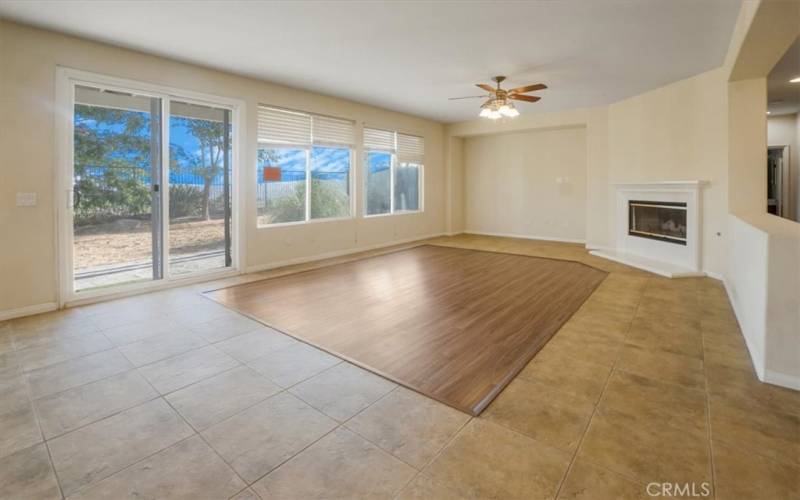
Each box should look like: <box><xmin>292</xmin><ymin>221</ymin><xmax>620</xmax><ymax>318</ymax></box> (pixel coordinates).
<box><xmin>314</xmin><ymin>115</ymin><xmax>355</xmax><ymax>146</ymax></box>
<box><xmin>258</xmin><ymin>105</ymin><xmax>354</xmax><ymax>147</ymax></box>
<box><xmin>397</xmin><ymin>133</ymin><xmax>424</xmax><ymax>163</ymax></box>
<box><xmin>364</xmin><ymin>127</ymin><xmax>396</xmax><ymax>152</ymax></box>
<box><xmin>258</xmin><ymin>107</ymin><xmax>311</xmax><ymax>145</ymax></box>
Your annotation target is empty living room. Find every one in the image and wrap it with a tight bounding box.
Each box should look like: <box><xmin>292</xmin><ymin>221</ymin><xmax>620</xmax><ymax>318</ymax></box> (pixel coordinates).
<box><xmin>1</xmin><ymin>1</ymin><xmax>799</xmax><ymax>499</ymax></box>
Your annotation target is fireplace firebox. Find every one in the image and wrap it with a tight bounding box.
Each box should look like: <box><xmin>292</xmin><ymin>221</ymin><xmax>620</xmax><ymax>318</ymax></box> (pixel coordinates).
<box><xmin>628</xmin><ymin>200</ymin><xmax>687</xmax><ymax>245</ymax></box>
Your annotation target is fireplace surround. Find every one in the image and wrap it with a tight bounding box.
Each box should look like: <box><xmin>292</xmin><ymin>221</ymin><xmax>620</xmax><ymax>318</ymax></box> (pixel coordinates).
<box><xmin>590</xmin><ymin>181</ymin><xmax>707</xmax><ymax>277</ymax></box>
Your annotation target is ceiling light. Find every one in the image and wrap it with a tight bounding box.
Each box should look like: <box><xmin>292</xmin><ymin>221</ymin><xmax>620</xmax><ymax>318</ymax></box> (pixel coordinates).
<box><xmin>767</xmin><ymin>111</ymin><xmax>771</xmax><ymax>115</ymax></box>
<box><xmin>479</xmin><ymin>107</ymin><xmax>492</xmax><ymax>118</ymax></box>
<box><xmin>500</xmin><ymin>102</ymin><xmax>519</xmax><ymax>117</ymax></box>
<box><xmin>790</xmin><ymin>77</ymin><xmax>800</xmax><ymax>83</ymax></box>
<box><xmin>488</xmin><ymin>109</ymin><xmax>502</xmax><ymax>120</ymax></box>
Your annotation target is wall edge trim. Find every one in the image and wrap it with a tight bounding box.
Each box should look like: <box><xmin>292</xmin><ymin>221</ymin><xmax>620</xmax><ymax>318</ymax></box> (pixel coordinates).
<box><xmin>463</xmin><ymin>230</ymin><xmax>586</xmax><ymax>244</ymax></box>
<box><xmin>0</xmin><ymin>302</ymin><xmax>59</xmax><ymax>322</ymax></box>
<box><xmin>245</xmin><ymin>232</ymin><xmax>449</xmax><ymax>273</ymax></box>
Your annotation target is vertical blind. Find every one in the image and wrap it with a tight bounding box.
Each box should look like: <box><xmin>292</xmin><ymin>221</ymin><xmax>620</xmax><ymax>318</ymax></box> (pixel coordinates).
<box><xmin>257</xmin><ymin>105</ymin><xmax>354</xmax><ymax>146</ymax></box>
<box><xmin>364</xmin><ymin>127</ymin><xmax>425</xmax><ymax>163</ymax></box>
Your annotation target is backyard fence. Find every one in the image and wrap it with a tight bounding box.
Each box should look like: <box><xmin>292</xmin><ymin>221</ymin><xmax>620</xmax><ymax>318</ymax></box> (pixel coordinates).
<box><xmin>74</xmin><ymin>165</ymin><xmax>228</xmax><ymax>225</ymax></box>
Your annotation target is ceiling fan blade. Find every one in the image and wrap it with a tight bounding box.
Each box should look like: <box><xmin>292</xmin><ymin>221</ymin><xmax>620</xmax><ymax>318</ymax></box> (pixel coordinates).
<box><xmin>448</xmin><ymin>95</ymin><xmax>489</xmax><ymax>100</ymax></box>
<box><xmin>510</xmin><ymin>94</ymin><xmax>541</xmax><ymax>103</ymax></box>
<box><xmin>476</xmin><ymin>83</ymin><xmax>496</xmax><ymax>93</ymax></box>
<box><xmin>508</xmin><ymin>83</ymin><xmax>547</xmax><ymax>94</ymax></box>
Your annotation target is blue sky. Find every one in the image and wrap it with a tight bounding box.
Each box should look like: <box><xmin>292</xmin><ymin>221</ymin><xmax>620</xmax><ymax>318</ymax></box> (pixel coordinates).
<box><xmin>75</xmin><ymin>108</ymin><xmax>377</xmax><ymax>185</ymax></box>
<box><xmin>258</xmin><ymin>146</ymin><xmax>355</xmax><ymax>182</ymax></box>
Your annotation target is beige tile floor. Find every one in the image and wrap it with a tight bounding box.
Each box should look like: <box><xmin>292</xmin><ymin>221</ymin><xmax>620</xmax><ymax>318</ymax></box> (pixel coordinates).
<box><xmin>1</xmin><ymin>234</ymin><xmax>798</xmax><ymax>499</ymax></box>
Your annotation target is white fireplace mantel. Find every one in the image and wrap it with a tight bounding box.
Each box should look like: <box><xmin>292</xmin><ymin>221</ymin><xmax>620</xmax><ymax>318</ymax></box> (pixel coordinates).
<box><xmin>591</xmin><ymin>180</ymin><xmax>708</xmax><ymax>278</ymax></box>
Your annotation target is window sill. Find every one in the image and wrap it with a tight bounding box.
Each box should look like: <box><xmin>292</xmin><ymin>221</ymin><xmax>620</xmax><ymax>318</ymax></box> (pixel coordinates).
<box><xmin>363</xmin><ymin>210</ymin><xmax>423</xmax><ymax>219</ymax></box>
<box><xmin>257</xmin><ymin>215</ymin><xmax>354</xmax><ymax>229</ymax></box>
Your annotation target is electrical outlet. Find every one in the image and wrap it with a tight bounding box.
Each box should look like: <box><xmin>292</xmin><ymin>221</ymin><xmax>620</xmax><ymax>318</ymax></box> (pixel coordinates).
<box><xmin>16</xmin><ymin>192</ymin><xmax>37</xmax><ymax>207</ymax></box>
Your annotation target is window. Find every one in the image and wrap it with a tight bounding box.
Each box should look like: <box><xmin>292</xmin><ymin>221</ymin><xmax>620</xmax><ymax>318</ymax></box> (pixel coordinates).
<box><xmin>257</xmin><ymin>106</ymin><xmax>353</xmax><ymax>226</ymax></box>
<box><xmin>363</xmin><ymin>128</ymin><xmax>423</xmax><ymax>216</ymax></box>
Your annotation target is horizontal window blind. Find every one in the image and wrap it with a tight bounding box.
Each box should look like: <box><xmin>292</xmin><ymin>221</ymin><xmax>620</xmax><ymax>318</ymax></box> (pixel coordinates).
<box><xmin>258</xmin><ymin>105</ymin><xmax>354</xmax><ymax>147</ymax></box>
<box><xmin>314</xmin><ymin>115</ymin><xmax>355</xmax><ymax>146</ymax></box>
<box><xmin>364</xmin><ymin>127</ymin><xmax>395</xmax><ymax>152</ymax></box>
<box><xmin>397</xmin><ymin>133</ymin><xmax>424</xmax><ymax>163</ymax></box>
<box><xmin>258</xmin><ymin>107</ymin><xmax>311</xmax><ymax>145</ymax></box>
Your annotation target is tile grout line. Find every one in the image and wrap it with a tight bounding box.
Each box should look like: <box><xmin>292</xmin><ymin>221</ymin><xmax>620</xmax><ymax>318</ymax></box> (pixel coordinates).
<box><xmin>5</xmin><ymin>328</ymin><xmax>62</xmax><ymax>499</ymax></box>
<box><xmin>241</xmin><ymin>375</ymin><xmax>408</xmax><ymax>492</ymax></box>
<box><xmin>65</xmin><ymin>430</ymin><xmax>201</xmax><ymax>498</ymax></box>
<box><xmin>390</xmin><ymin>413</ymin><xmax>475</xmax><ymax>500</ymax></box>
<box><xmin>15</xmin><ymin>335</ymin><xmax>67</xmax><ymax>500</ymax></box>
<box><xmin>158</xmin><ymin>389</ymin><xmax>253</xmax><ymax>490</ymax></box>
<box><xmin>699</xmin><ymin>289</ymin><xmax>718</xmax><ymax>500</ymax></box>
<box><xmin>553</xmin><ymin>277</ymin><xmax>648</xmax><ymax>499</ymax></box>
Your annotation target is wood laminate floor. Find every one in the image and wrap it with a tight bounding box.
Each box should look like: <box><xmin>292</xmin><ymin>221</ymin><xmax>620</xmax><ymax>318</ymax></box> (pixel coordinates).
<box><xmin>206</xmin><ymin>245</ymin><xmax>607</xmax><ymax>414</ymax></box>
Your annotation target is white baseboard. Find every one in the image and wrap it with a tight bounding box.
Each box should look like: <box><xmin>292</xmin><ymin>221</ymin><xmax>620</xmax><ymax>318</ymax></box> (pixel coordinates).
<box><xmin>0</xmin><ymin>302</ymin><xmax>58</xmax><ymax>322</ymax></box>
<box><xmin>463</xmin><ymin>230</ymin><xmax>585</xmax><ymax>245</ymax></box>
<box><xmin>245</xmin><ymin>232</ymin><xmax>448</xmax><ymax>274</ymax></box>
<box><xmin>765</xmin><ymin>369</ymin><xmax>800</xmax><ymax>391</ymax></box>
<box><xmin>722</xmin><ymin>277</ymin><xmax>766</xmax><ymax>382</ymax></box>
<box><xmin>703</xmin><ymin>270</ymin><xmax>724</xmax><ymax>281</ymax></box>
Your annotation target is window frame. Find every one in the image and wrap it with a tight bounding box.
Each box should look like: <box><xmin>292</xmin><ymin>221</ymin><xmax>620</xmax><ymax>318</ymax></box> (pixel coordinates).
<box><xmin>394</xmin><ymin>160</ymin><xmax>424</xmax><ymax>214</ymax></box>
<box><xmin>256</xmin><ymin>141</ymin><xmax>354</xmax><ymax>228</ymax></box>
<box><xmin>55</xmin><ymin>67</ymin><xmax>245</xmax><ymax>307</ymax></box>
<box><xmin>363</xmin><ymin>143</ymin><xmax>424</xmax><ymax>218</ymax></box>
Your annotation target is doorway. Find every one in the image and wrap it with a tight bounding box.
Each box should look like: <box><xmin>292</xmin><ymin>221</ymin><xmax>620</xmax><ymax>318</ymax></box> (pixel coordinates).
<box><xmin>767</xmin><ymin>145</ymin><xmax>790</xmax><ymax>217</ymax></box>
<box><xmin>58</xmin><ymin>69</ymin><xmax>242</xmax><ymax>304</ymax></box>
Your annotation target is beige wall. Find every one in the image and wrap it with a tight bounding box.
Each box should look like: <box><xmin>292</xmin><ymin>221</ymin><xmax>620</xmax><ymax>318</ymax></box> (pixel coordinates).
<box><xmin>447</xmin><ymin>69</ymin><xmax>729</xmax><ymax>276</ymax></box>
<box><xmin>446</xmin><ymin>107</ymin><xmax>610</xmax><ymax>249</ymax></box>
<box><xmin>0</xmin><ymin>20</ymin><xmax>446</xmax><ymax>313</ymax></box>
<box><xmin>767</xmin><ymin>113</ymin><xmax>800</xmax><ymax>220</ymax></box>
<box><xmin>463</xmin><ymin>127</ymin><xmax>587</xmax><ymax>242</ymax></box>
<box><xmin>728</xmin><ymin>77</ymin><xmax>769</xmax><ymax>215</ymax></box>
<box><xmin>607</xmin><ymin>68</ymin><xmax>730</xmax><ymax>277</ymax></box>
<box><xmin>445</xmin><ymin>136</ymin><xmax>465</xmax><ymax>234</ymax></box>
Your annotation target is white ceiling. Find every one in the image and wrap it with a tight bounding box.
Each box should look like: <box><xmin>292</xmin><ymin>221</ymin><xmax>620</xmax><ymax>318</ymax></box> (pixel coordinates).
<box><xmin>0</xmin><ymin>0</ymin><xmax>743</xmax><ymax>123</ymax></box>
<box><xmin>768</xmin><ymin>37</ymin><xmax>800</xmax><ymax>116</ymax></box>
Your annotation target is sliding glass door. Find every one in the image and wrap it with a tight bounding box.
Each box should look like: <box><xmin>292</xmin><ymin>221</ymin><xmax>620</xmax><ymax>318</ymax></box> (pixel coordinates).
<box><xmin>67</xmin><ymin>76</ymin><xmax>237</xmax><ymax>297</ymax></box>
<box><xmin>168</xmin><ymin>101</ymin><xmax>232</xmax><ymax>277</ymax></box>
<box><xmin>72</xmin><ymin>85</ymin><xmax>163</xmax><ymax>291</ymax></box>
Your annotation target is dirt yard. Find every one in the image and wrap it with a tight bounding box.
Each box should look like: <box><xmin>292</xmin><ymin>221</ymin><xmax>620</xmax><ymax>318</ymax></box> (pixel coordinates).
<box><xmin>74</xmin><ymin>218</ymin><xmax>225</xmax><ymax>270</ymax></box>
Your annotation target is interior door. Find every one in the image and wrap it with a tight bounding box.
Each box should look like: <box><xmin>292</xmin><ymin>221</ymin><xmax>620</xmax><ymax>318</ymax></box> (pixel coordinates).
<box><xmin>71</xmin><ymin>85</ymin><xmax>163</xmax><ymax>292</ymax></box>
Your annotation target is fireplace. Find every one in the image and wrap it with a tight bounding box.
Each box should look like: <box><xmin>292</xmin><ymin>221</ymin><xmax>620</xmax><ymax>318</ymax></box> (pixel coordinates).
<box><xmin>588</xmin><ymin>181</ymin><xmax>706</xmax><ymax>278</ymax></box>
<box><xmin>628</xmin><ymin>200</ymin><xmax>687</xmax><ymax>245</ymax></box>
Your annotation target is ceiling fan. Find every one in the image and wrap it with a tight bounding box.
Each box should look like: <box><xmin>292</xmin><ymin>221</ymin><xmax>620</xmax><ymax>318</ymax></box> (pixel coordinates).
<box><xmin>449</xmin><ymin>76</ymin><xmax>547</xmax><ymax>119</ymax></box>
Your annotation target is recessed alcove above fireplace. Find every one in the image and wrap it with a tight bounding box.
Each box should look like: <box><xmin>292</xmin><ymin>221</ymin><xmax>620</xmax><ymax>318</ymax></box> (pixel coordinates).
<box><xmin>591</xmin><ymin>181</ymin><xmax>708</xmax><ymax>278</ymax></box>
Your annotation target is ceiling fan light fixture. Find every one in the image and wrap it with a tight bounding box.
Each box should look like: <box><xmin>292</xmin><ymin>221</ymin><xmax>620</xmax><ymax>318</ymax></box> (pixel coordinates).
<box><xmin>455</xmin><ymin>76</ymin><xmax>545</xmax><ymax>120</ymax></box>
<box><xmin>499</xmin><ymin>102</ymin><xmax>519</xmax><ymax>117</ymax></box>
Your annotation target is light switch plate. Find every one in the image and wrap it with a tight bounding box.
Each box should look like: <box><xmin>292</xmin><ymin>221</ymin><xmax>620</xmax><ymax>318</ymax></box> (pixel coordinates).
<box><xmin>16</xmin><ymin>192</ymin><xmax>37</xmax><ymax>207</ymax></box>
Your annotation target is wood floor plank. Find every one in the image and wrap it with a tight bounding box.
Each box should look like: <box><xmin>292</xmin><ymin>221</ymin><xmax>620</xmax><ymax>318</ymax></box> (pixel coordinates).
<box><xmin>206</xmin><ymin>245</ymin><xmax>607</xmax><ymax>415</ymax></box>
